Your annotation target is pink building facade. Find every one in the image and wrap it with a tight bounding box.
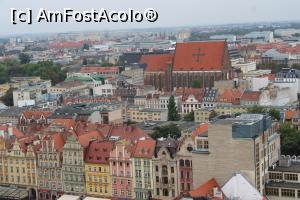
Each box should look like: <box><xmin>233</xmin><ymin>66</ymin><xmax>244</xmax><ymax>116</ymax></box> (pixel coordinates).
<box><xmin>110</xmin><ymin>141</ymin><xmax>134</xmax><ymax>199</ymax></box>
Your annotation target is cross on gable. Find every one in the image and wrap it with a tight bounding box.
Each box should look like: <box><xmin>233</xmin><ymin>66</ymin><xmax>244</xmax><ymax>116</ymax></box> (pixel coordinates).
<box><xmin>192</xmin><ymin>48</ymin><xmax>205</xmax><ymax>62</ymax></box>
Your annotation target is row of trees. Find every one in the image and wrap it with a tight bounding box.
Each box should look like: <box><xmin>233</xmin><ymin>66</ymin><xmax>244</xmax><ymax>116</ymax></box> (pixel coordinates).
<box><xmin>0</xmin><ymin>58</ymin><xmax>67</xmax><ymax>85</ymax></box>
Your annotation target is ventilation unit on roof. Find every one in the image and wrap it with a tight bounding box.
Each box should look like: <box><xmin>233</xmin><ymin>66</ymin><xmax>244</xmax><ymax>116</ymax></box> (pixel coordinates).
<box><xmin>109</xmin><ymin>136</ymin><xmax>120</xmax><ymax>141</ymax></box>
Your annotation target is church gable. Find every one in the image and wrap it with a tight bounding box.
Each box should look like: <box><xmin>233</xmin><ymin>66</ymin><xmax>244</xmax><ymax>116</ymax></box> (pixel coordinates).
<box><xmin>173</xmin><ymin>41</ymin><xmax>228</xmax><ymax>71</ymax></box>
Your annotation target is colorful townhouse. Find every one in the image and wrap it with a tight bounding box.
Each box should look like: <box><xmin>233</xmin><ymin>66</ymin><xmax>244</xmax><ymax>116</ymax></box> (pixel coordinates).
<box><xmin>110</xmin><ymin>140</ymin><xmax>134</xmax><ymax>200</ymax></box>
<box><xmin>37</xmin><ymin>134</ymin><xmax>65</xmax><ymax>200</ymax></box>
<box><xmin>0</xmin><ymin>136</ymin><xmax>40</xmax><ymax>199</ymax></box>
<box><xmin>62</xmin><ymin>134</ymin><xmax>86</xmax><ymax>196</ymax></box>
<box><xmin>132</xmin><ymin>139</ymin><xmax>156</xmax><ymax>200</ymax></box>
<box><xmin>176</xmin><ymin>132</ymin><xmax>194</xmax><ymax>194</ymax></box>
<box><xmin>85</xmin><ymin>140</ymin><xmax>113</xmax><ymax>198</ymax></box>
<box><xmin>152</xmin><ymin>137</ymin><xmax>179</xmax><ymax>200</ymax></box>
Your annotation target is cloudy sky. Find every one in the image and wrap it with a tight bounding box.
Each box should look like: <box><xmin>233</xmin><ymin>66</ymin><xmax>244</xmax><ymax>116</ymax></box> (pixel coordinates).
<box><xmin>1</xmin><ymin>0</ymin><xmax>300</xmax><ymax>36</ymax></box>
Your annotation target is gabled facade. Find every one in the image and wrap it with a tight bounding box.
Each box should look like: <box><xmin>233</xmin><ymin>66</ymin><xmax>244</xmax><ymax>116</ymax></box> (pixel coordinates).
<box><xmin>37</xmin><ymin>134</ymin><xmax>65</xmax><ymax>200</ymax></box>
<box><xmin>132</xmin><ymin>139</ymin><xmax>156</xmax><ymax>200</ymax></box>
<box><xmin>152</xmin><ymin>138</ymin><xmax>179</xmax><ymax>200</ymax></box>
<box><xmin>176</xmin><ymin>134</ymin><xmax>194</xmax><ymax>194</ymax></box>
<box><xmin>19</xmin><ymin>111</ymin><xmax>51</xmax><ymax>131</ymax></box>
<box><xmin>110</xmin><ymin>140</ymin><xmax>134</xmax><ymax>199</ymax></box>
<box><xmin>0</xmin><ymin>137</ymin><xmax>39</xmax><ymax>199</ymax></box>
<box><xmin>85</xmin><ymin>140</ymin><xmax>113</xmax><ymax>198</ymax></box>
<box><xmin>62</xmin><ymin>134</ymin><xmax>85</xmax><ymax>196</ymax></box>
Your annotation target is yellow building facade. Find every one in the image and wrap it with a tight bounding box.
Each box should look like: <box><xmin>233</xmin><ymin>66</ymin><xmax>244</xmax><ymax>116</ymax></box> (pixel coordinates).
<box><xmin>0</xmin><ymin>138</ymin><xmax>38</xmax><ymax>197</ymax></box>
<box><xmin>85</xmin><ymin>163</ymin><xmax>111</xmax><ymax>197</ymax></box>
<box><xmin>84</xmin><ymin>140</ymin><xmax>113</xmax><ymax>198</ymax></box>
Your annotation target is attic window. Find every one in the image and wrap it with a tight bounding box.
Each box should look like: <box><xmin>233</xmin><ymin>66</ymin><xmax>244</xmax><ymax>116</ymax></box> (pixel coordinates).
<box><xmin>162</xmin><ymin>151</ymin><xmax>166</xmax><ymax>155</ymax></box>
<box><xmin>97</xmin><ymin>156</ymin><xmax>101</xmax><ymax>160</ymax></box>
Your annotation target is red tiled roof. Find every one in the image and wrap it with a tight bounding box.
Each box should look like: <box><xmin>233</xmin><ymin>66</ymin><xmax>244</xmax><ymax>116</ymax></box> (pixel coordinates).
<box><xmin>51</xmin><ymin>119</ymin><xmax>76</xmax><ymax>130</ymax></box>
<box><xmin>191</xmin><ymin>123</ymin><xmax>209</xmax><ymax>139</ymax></box>
<box><xmin>140</xmin><ymin>53</ymin><xmax>174</xmax><ymax>72</ymax></box>
<box><xmin>133</xmin><ymin>139</ymin><xmax>156</xmax><ymax>158</ymax></box>
<box><xmin>22</xmin><ymin>111</ymin><xmax>51</xmax><ymax>120</ymax></box>
<box><xmin>80</xmin><ymin>66</ymin><xmax>119</xmax><ymax>73</ymax></box>
<box><xmin>52</xmin><ymin>133</ymin><xmax>66</xmax><ymax>152</ymax></box>
<box><xmin>241</xmin><ymin>91</ymin><xmax>261</xmax><ymax>102</ymax></box>
<box><xmin>218</xmin><ymin>89</ymin><xmax>243</xmax><ymax>105</ymax></box>
<box><xmin>173</xmin><ymin>41</ymin><xmax>226</xmax><ymax>71</ymax></box>
<box><xmin>78</xmin><ymin>130</ymin><xmax>104</xmax><ymax>148</ymax></box>
<box><xmin>175</xmin><ymin>87</ymin><xmax>205</xmax><ymax>101</ymax></box>
<box><xmin>285</xmin><ymin>110</ymin><xmax>298</xmax><ymax>120</ymax></box>
<box><xmin>85</xmin><ymin>140</ymin><xmax>113</xmax><ymax>164</ymax></box>
<box><xmin>12</xmin><ymin>128</ymin><xmax>24</xmax><ymax>139</ymax></box>
<box><xmin>190</xmin><ymin>178</ymin><xmax>223</xmax><ymax>199</ymax></box>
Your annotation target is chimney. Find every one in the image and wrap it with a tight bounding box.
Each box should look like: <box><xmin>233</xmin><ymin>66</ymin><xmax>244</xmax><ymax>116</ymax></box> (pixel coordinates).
<box><xmin>7</xmin><ymin>123</ymin><xmax>13</xmax><ymax>135</ymax></box>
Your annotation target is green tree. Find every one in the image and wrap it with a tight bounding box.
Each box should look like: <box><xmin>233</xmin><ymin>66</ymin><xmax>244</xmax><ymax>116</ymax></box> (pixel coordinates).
<box><xmin>0</xmin><ymin>88</ymin><xmax>14</xmax><ymax>106</ymax></box>
<box><xmin>247</xmin><ymin>105</ymin><xmax>267</xmax><ymax>114</ymax></box>
<box><xmin>83</xmin><ymin>43</ymin><xmax>90</xmax><ymax>50</ymax></box>
<box><xmin>19</xmin><ymin>53</ymin><xmax>30</xmax><ymax>64</ymax></box>
<box><xmin>184</xmin><ymin>111</ymin><xmax>194</xmax><ymax>121</ymax></box>
<box><xmin>151</xmin><ymin>123</ymin><xmax>181</xmax><ymax>139</ymax></box>
<box><xmin>167</xmin><ymin>96</ymin><xmax>180</xmax><ymax>121</ymax></box>
<box><xmin>209</xmin><ymin>110</ymin><xmax>218</xmax><ymax>121</ymax></box>
<box><xmin>192</xmin><ymin>80</ymin><xmax>202</xmax><ymax>88</ymax></box>
<box><xmin>279</xmin><ymin>123</ymin><xmax>300</xmax><ymax>155</ymax></box>
<box><xmin>268</xmin><ymin>108</ymin><xmax>280</xmax><ymax>121</ymax></box>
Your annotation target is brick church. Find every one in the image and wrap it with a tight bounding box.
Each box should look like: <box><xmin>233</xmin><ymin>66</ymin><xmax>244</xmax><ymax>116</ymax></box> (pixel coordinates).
<box><xmin>141</xmin><ymin>41</ymin><xmax>233</xmax><ymax>91</ymax></box>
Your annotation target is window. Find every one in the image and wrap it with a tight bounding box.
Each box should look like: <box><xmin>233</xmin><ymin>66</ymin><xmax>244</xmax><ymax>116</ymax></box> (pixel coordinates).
<box><xmin>156</xmin><ymin>176</ymin><xmax>159</xmax><ymax>183</ymax></box>
<box><xmin>266</xmin><ymin>188</ymin><xmax>279</xmax><ymax>196</ymax></box>
<box><xmin>179</xmin><ymin>159</ymin><xmax>184</xmax><ymax>167</ymax></box>
<box><xmin>156</xmin><ymin>188</ymin><xmax>160</xmax><ymax>195</ymax></box>
<box><xmin>171</xmin><ymin>167</ymin><xmax>174</xmax><ymax>173</ymax></box>
<box><xmin>185</xmin><ymin>160</ymin><xmax>190</xmax><ymax>167</ymax></box>
<box><xmin>162</xmin><ymin>165</ymin><xmax>168</xmax><ymax>175</ymax></box>
<box><xmin>163</xmin><ymin>189</ymin><xmax>169</xmax><ymax>196</ymax></box>
<box><xmin>155</xmin><ymin>166</ymin><xmax>159</xmax><ymax>172</ymax></box>
<box><xmin>284</xmin><ymin>173</ymin><xmax>298</xmax><ymax>181</ymax></box>
<box><xmin>281</xmin><ymin>188</ymin><xmax>295</xmax><ymax>197</ymax></box>
<box><xmin>269</xmin><ymin>173</ymin><xmax>282</xmax><ymax>180</ymax></box>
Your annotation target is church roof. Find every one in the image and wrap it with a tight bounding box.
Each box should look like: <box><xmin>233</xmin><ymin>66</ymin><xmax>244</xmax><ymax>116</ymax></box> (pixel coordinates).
<box><xmin>173</xmin><ymin>41</ymin><xmax>226</xmax><ymax>71</ymax></box>
<box><xmin>140</xmin><ymin>53</ymin><xmax>174</xmax><ymax>72</ymax></box>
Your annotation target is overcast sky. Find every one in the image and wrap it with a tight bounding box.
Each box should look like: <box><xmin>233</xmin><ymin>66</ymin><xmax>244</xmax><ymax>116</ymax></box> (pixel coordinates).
<box><xmin>1</xmin><ymin>0</ymin><xmax>300</xmax><ymax>36</ymax></box>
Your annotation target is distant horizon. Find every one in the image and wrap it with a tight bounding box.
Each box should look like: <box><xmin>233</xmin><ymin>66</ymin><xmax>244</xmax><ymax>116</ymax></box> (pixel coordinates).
<box><xmin>1</xmin><ymin>0</ymin><xmax>300</xmax><ymax>37</ymax></box>
<box><xmin>1</xmin><ymin>19</ymin><xmax>300</xmax><ymax>39</ymax></box>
